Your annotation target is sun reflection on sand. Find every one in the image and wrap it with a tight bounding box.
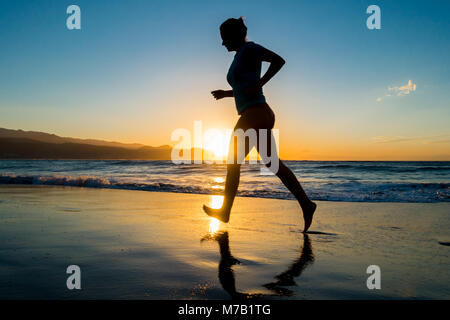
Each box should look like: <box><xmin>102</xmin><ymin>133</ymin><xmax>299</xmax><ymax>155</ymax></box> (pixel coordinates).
<box><xmin>208</xmin><ymin>195</ymin><xmax>224</xmax><ymax>234</ymax></box>
<box><xmin>208</xmin><ymin>218</ymin><xmax>220</xmax><ymax>234</ymax></box>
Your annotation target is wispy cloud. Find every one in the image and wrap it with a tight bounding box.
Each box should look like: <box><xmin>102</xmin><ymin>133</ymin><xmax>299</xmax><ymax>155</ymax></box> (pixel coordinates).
<box><xmin>377</xmin><ymin>80</ymin><xmax>417</xmax><ymax>102</ymax></box>
<box><xmin>370</xmin><ymin>133</ymin><xmax>450</xmax><ymax>144</ymax></box>
<box><xmin>389</xmin><ymin>80</ymin><xmax>417</xmax><ymax>96</ymax></box>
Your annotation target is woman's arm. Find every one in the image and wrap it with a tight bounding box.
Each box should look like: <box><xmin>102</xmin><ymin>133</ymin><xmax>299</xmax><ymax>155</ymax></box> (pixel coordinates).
<box><xmin>244</xmin><ymin>48</ymin><xmax>285</xmax><ymax>96</ymax></box>
<box><xmin>211</xmin><ymin>89</ymin><xmax>233</xmax><ymax>100</ymax></box>
<box><xmin>258</xmin><ymin>48</ymin><xmax>285</xmax><ymax>88</ymax></box>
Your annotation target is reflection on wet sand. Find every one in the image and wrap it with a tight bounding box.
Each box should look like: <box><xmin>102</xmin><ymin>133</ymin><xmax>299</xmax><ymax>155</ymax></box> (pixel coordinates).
<box><xmin>263</xmin><ymin>233</ymin><xmax>314</xmax><ymax>296</ymax></box>
<box><xmin>201</xmin><ymin>229</ymin><xmax>314</xmax><ymax>299</ymax></box>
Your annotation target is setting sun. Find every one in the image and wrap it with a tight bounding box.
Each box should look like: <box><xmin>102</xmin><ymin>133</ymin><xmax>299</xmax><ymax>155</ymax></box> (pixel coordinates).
<box><xmin>203</xmin><ymin>129</ymin><xmax>230</xmax><ymax>160</ymax></box>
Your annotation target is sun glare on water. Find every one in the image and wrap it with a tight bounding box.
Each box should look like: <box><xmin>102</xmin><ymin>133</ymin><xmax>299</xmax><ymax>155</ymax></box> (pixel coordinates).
<box><xmin>214</xmin><ymin>177</ymin><xmax>225</xmax><ymax>183</ymax></box>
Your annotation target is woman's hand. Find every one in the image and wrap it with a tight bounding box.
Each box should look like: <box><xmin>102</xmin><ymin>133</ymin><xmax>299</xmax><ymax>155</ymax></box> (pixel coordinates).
<box><xmin>211</xmin><ymin>90</ymin><xmax>233</xmax><ymax>100</ymax></box>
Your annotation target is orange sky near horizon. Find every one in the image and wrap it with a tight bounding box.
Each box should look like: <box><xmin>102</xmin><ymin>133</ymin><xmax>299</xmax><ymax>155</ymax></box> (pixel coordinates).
<box><xmin>55</xmin><ymin>120</ymin><xmax>448</xmax><ymax>161</ymax></box>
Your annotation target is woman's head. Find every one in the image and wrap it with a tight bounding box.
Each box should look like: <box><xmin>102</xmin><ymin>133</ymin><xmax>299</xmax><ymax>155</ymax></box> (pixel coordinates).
<box><xmin>220</xmin><ymin>17</ymin><xmax>247</xmax><ymax>51</ymax></box>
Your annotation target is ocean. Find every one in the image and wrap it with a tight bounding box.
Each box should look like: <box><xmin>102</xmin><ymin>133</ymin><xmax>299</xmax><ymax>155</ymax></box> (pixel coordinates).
<box><xmin>0</xmin><ymin>160</ymin><xmax>449</xmax><ymax>203</ymax></box>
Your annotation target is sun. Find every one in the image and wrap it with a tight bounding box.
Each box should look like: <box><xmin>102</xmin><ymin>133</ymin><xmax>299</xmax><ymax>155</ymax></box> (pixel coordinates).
<box><xmin>203</xmin><ymin>129</ymin><xmax>230</xmax><ymax>160</ymax></box>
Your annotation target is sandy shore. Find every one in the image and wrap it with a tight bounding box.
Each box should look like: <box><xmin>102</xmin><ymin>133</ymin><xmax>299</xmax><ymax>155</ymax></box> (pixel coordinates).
<box><xmin>0</xmin><ymin>185</ymin><xmax>449</xmax><ymax>299</ymax></box>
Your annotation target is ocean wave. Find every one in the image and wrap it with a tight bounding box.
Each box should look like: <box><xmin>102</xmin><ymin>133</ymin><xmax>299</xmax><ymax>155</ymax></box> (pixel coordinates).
<box><xmin>313</xmin><ymin>164</ymin><xmax>450</xmax><ymax>172</ymax></box>
<box><xmin>0</xmin><ymin>174</ymin><xmax>448</xmax><ymax>203</ymax></box>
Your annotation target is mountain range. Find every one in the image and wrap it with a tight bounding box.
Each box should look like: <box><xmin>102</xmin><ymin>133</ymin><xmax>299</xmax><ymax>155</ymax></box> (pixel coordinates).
<box><xmin>0</xmin><ymin>128</ymin><xmax>172</xmax><ymax>160</ymax></box>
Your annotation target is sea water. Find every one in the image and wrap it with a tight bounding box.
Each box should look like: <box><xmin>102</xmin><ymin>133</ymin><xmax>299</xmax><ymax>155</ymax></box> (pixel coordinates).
<box><xmin>0</xmin><ymin>160</ymin><xmax>448</xmax><ymax>203</ymax></box>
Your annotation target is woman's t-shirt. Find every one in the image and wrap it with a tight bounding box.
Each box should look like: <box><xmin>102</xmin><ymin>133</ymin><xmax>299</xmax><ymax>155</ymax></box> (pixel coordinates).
<box><xmin>227</xmin><ymin>41</ymin><xmax>267</xmax><ymax>114</ymax></box>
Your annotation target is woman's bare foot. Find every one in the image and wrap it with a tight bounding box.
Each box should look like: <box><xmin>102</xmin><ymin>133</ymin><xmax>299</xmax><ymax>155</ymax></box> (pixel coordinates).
<box><xmin>203</xmin><ymin>205</ymin><xmax>230</xmax><ymax>223</ymax></box>
<box><xmin>302</xmin><ymin>201</ymin><xmax>317</xmax><ymax>232</ymax></box>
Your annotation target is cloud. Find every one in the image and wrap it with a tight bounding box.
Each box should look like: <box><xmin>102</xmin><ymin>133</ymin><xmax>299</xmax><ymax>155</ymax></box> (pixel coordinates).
<box><xmin>377</xmin><ymin>80</ymin><xmax>417</xmax><ymax>102</ymax></box>
<box><xmin>389</xmin><ymin>80</ymin><xmax>417</xmax><ymax>96</ymax></box>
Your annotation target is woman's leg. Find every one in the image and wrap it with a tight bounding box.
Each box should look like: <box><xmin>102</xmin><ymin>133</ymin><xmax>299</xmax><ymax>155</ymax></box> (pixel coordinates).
<box><xmin>203</xmin><ymin>137</ymin><xmax>252</xmax><ymax>223</ymax></box>
<box><xmin>203</xmin><ymin>112</ymin><xmax>256</xmax><ymax>222</ymax></box>
<box><xmin>203</xmin><ymin>162</ymin><xmax>241</xmax><ymax>222</ymax></box>
<box><xmin>275</xmin><ymin>160</ymin><xmax>312</xmax><ymax>207</ymax></box>
<box><xmin>274</xmin><ymin>160</ymin><xmax>316</xmax><ymax>231</ymax></box>
<box><xmin>261</xmin><ymin>129</ymin><xmax>317</xmax><ymax>232</ymax></box>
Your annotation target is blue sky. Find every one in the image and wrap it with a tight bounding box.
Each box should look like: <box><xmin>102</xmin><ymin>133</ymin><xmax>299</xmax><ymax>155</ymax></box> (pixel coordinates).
<box><xmin>0</xmin><ymin>0</ymin><xmax>449</xmax><ymax>159</ymax></box>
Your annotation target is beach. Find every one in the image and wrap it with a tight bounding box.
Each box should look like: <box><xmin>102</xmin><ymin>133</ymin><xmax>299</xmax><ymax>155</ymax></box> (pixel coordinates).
<box><xmin>0</xmin><ymin>185</ymin><xmax>448</xmax><ymax>300</ymax></box>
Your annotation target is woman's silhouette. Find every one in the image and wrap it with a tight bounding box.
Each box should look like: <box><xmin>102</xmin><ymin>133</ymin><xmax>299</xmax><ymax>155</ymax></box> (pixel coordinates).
<box><xmin>203</xmin><ymin>17</ymin><xmax>316</xmax><ymax>232</ymax></box>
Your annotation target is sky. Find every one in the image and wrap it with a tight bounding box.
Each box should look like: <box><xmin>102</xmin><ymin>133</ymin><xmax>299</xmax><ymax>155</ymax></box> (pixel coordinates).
<box><xmin>0</xmin><ymin>0</ymin><xmax>449</xmax><ymax>160</ymax></box>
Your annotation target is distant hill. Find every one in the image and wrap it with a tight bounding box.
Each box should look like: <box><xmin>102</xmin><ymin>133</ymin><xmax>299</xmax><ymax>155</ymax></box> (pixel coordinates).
<box><xmin>0</xmin><ymin>127</ymin><xmax>153</xmax><ymax>150</ymax></box>
<box><xmin>0</xmin><ymin>128</ymin><xmax>172</xmax><ymax>160</ymax></box>
<box><xmin>0</xmin><ymin>137</ymin><xmax>172</xmax><ymax>160</ymax></box>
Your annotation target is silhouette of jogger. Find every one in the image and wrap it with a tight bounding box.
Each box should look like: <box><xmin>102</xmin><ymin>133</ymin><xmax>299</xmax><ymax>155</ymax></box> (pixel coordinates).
<box><xmin>203</xmin><ymin>17</ymin><xmax>316</xmax><ymax>232</ymax></box>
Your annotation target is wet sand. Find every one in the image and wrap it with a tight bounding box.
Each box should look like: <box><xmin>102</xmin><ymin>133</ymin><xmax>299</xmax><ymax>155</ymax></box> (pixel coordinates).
<box><xmin>0</xmin><ymin>185</ymin><xmax>449</xmax><ymax>299</ymax></box>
